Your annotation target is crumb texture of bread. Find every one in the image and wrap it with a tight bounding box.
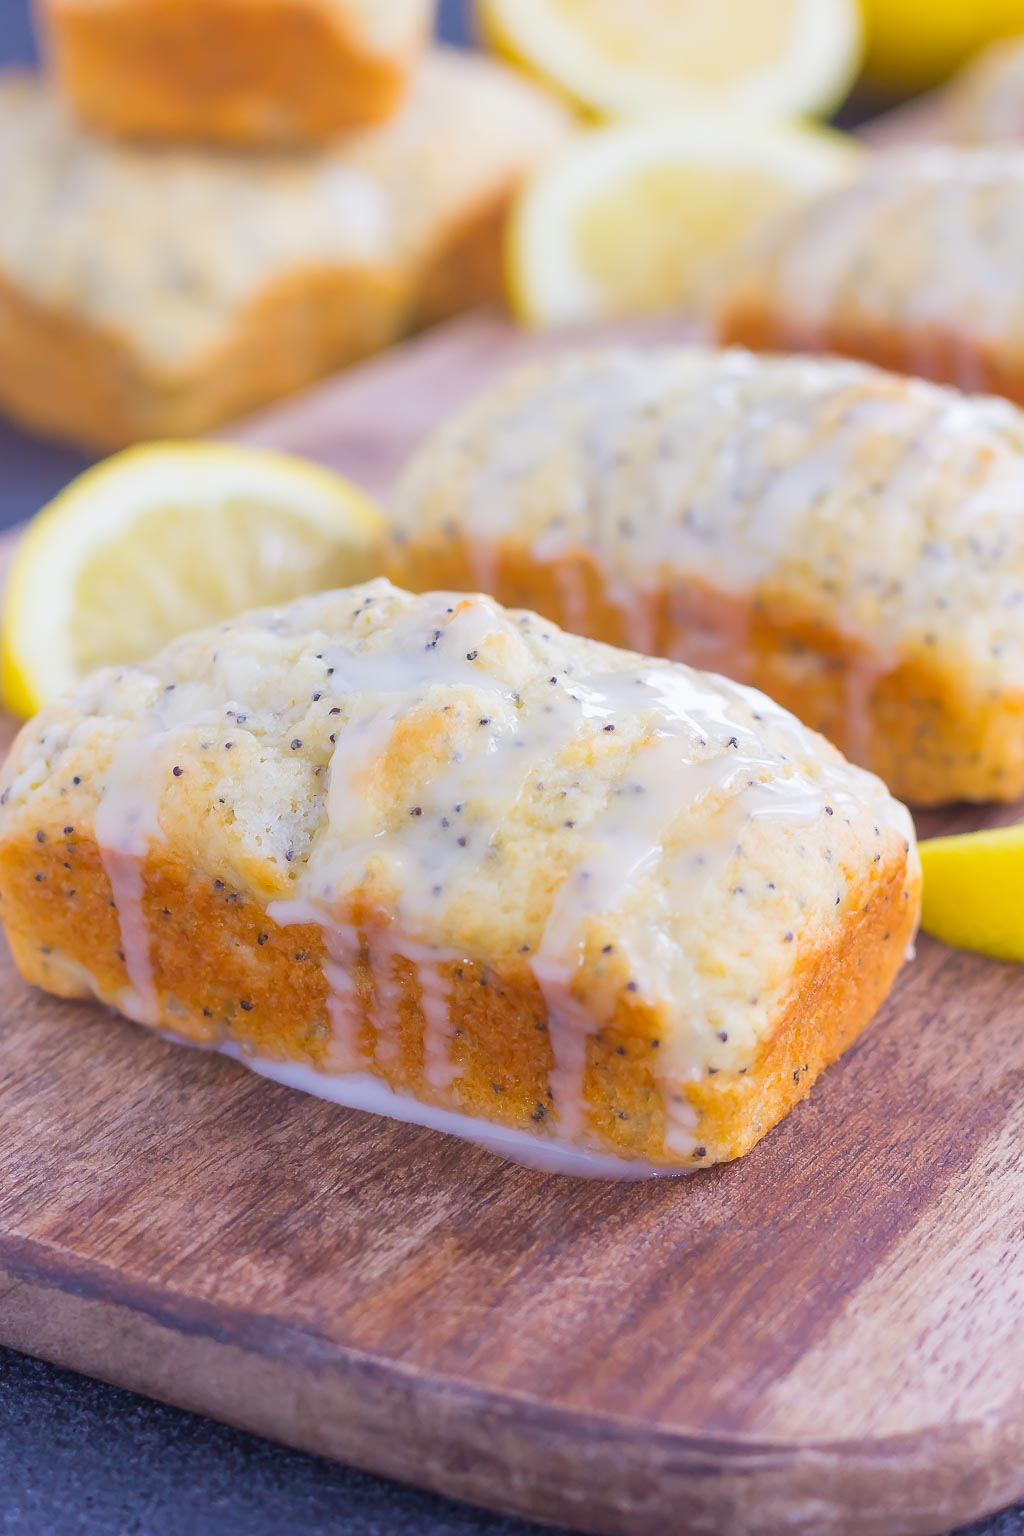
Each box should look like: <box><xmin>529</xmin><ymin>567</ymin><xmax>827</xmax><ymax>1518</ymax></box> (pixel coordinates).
<box><xmin>37</xmin><ymin>0</ymin><xmax>435</xmax><ymax>144</ymax></box>
<box><xmin>947</xmin><ymin>38</ymin><xmax>1024</xmax><ymax>144</ymax></box>
<box><xmin>0</xmin><ymin>57</ymin><xmax>570</xmax><ymax>448</ymax></box>
<box><xmin>0</xmin><ymin>581</ymin><xmax>919</xmax><ymax>1172</ymax></box>
<box><xmin>388</xmin><ymin>347</ymin><xmax>1024</xmax><ymax>805</ymax></box>
<box><xmin>715</xmin><ymin>147</ymin><xmax>1024</xmax><ymax>408</ymax></box>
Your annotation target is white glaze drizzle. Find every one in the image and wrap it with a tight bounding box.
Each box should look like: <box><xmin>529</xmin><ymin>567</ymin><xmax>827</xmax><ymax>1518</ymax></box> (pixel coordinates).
<box><xmin>70</xmin><ymin>581</ymin><xmax>913</xmax><ymax>1175</ymax></box>
<box><xmin>94</xmin><ymin>680</ymin><xmax>252</xmax><ymax>1030</ymax></box>
<box><xmin>322</xmin><ymin>928</ymin><xmax>365</xmax><ymax>1071</ymax></box>
<box><xmin>766</xmin><ymin>149</ymin><xmax>1024</xmax><ymax>352</ymax></box>
<box><xmin>528</xmin><ymin>702</ymin><xmax>835</xmax><ymax>1145</ymax></box>
<box><xmin>289</xmin><ymin>594</ymin><xmax>875</xmax><ymax>1148</ymax></box>
<box><xmin>401</xmin><ymin>941</ymin><xmax>461</xmax><ymax>1090</ymax></box>
<box><xmin>391</xmin><ymin>347</ymin><xmax>1024</xmax><ymax>748</ymax></box>
<box><xmin>280</xmin><ymin>599</ymin><xmax>517</xmax><ymax>1085</ymax></box>
<box><xmin>266</xmin><ymin>898</ymin><xmax>457</xmax><ymax>1079</ymax></box>
<box><xmin>94</xmin><ymin>728</ymin><xmax>166</xmax><ymax>1026</ymax></box>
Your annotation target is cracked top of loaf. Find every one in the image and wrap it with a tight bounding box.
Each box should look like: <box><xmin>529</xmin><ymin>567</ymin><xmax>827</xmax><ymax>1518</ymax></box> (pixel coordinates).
<box><xmin>391</xmin><ymin>346</ymin><xmax>1024</xmax><ymax>691</ymax></box>
<box><xmin>0</xmin><ymin>580</ymin><xmax>917</xmax><ymax>1082</ymax></box>
<box><xmin>0</xmin><ymin>52</ymin><xmax>568</xmax><ymax>368</ymax></box>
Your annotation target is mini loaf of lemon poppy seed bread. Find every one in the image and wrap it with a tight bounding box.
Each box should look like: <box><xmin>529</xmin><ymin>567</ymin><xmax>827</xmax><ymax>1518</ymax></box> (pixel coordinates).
<box><xmin>715</xmin><ymin>147</ymin><xmax>1024</xmax><ymax>407</ymax></box>
<box><xmin>0</xmin><ymin>55</ymin><xmax>569</xmax><ymax>450</ymax></box>
<box><xmin>947</xmin><ymin>37</ymin><xmax>1024</xmax><ymax>144</ymax></box>
<box><xmin>388</xmin><ymin>347</ymin><xmax>1024</xmax><ymax>806</ymax></box>
<box><xmin>36</xmin><ymin>0</ymin><xmax>435</xmax><ymax>145</ymax></box>
<box><xmin>0</xmin><ymin>580</ymin><xmax>919</xmax><ymax>1174</ymax></box>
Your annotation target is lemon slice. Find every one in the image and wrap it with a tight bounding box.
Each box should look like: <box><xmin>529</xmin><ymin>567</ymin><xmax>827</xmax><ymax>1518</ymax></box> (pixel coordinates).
<box><xmin>508</xmin><ymin>114</ymin><xmax>862</xmax><ymax>326</ymax></box>
<box><xmin>919</xmin><ymin>825</ymin><xmax>1024</xmax><ymax>962</ymax></box>
<box><xmin>480</xmin><ymin>0</ymin><xmax>862</xmax><ymax>120</ymax></box>
<box><xmin>1</xmin><ymin>442</ymin><xmax>385</xmax><ymax>717</ymax></box>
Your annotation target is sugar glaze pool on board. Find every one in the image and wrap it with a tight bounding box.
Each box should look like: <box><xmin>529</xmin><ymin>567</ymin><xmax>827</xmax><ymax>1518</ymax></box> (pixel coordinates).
<box><xmin>218</xmin><ymin>1037</ymin><xmax>679</xmax><ymax>1178</ymax></box>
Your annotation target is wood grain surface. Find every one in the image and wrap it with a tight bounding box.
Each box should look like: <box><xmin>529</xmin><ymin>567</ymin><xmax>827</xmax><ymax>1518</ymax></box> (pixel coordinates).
<box><xmin>2</xmin><ymin>211</ymin><xmax>1023</xmax><ymax>1536</ymax></box>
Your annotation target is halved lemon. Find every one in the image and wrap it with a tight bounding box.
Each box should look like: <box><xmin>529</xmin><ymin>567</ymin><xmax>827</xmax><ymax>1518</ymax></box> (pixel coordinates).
<box><xmin>1</xmin><ymin>442</ymin><xmax>385</xmax><ymax>717</ymax></box>
<box><xmin>480</xmin><ymin>0</ymin><xmax>863</xmax><ymax>121</ymax></box>
<box><xmin>508</xmin><ymin>113</ymin><xmax>863</xmax><ymax>326</ymax></box>
<box><xmin>919</xmin><ymin>824</ymin><xmax>1024</xmax><ymax>962</ymax></box>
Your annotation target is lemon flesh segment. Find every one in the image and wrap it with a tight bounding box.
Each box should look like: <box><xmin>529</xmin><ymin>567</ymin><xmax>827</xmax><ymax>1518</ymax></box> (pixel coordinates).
<box><xmin>509</xmin><ymin>116</ymin><xmax>863</xmax><ymax>326</ymax></box>
<box><xmin>1</xmin><ymin>442</ymin><xmax>385</xmax><ymax>718</ymax></box>
<box><xmin>919</xmin><ymin>825</ymin><xmax>1024</xmax><ymax>962</ymax></box>
<box><xmin>480</xmin><ymin>0</ymin><xmax>863</xmax><ymax>120</ymax></box>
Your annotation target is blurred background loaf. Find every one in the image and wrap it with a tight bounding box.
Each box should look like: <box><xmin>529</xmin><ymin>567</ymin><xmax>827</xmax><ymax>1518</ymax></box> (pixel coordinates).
<box><xmin>35</xmin><ymin>0</ymin><xmax>437</xmax><ymax>144</ymax></box>
<box><xmin>6</xmin><ymin>0</ymin><xmax>1024</xmax><ymax>473</ymax></box>
<box><xmin>8</xmin><ymin>0</ymin><xmax>1024</xmax><ymax>505</ymax></box>
<box><xmin>0</xmin><ymin>52</ymin><xmax>569</xmax><ymax>449</ymax></box>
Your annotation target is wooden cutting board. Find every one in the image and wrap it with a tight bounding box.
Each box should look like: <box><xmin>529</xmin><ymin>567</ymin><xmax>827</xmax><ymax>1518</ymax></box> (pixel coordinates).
<box><xmin>2</xmin><ymin>312</ymin><xmax>1024</xmax><ymax>1536</ymax></box>
<box><xmin>3</xmin><ymin>314</ymin><xmax>1024</xmax><ymax>1536</ymax></box>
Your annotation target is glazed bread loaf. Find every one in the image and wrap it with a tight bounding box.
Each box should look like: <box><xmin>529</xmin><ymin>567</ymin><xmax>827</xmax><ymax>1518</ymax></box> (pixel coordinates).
<box><xmin>716</xmin><ymin>148</ymin><xmax>1024</xmax><ymax>407</ymax></box>
<box><xmin>948</xmin><ymin>37</ymin><xmax>1024</xmax><ymax>144</ymax></box>
<box><xmin>0</xmin><ymin>580</ymin><xmax>918</xmax><ymax>1174</ymax></box>
<box><xmin>0</xmin><ymin>57</ymin><xmax>569</xmax><ymax>450</ymax></box>
<box><xmin>36</xmin><ymin>0</ymin><xmax>435</xmax><ymax>145</ymax></box>
<box><xmin>389</xmin><ymin>347</ymin><xmax>1024</xmax><ymax>806</ymax></box>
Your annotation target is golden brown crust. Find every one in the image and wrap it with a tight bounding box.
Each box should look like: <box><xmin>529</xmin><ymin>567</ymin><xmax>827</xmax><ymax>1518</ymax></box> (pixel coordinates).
<box><xmin>0</xmin><ymin>262</ymin><xmax>409</xmax><ymax>451</ymax></box>
<box><xmin>0</xmin><ymin>198</ymin><xmax>514</xmax><ymax>451</ymax></box>
<box><xmin>687</xmin><ymin>853</ymin><xmax>913</xmax><ymax>1162</ymax></box>
<box><xmin>0</xmin><ymin>205</ymin><xmax>515</xmax><ymax>451</ymax></box>
<box><xmin>36</xmin><ymin>0</ymin><xmax>430</xmax><ymax>145</ymax></box>
<box><xmin>0</xmin><ymin>54</ymin><xmax>567</xmax><ymax>447</ymax></box>
<box><xmin>0</xmin><ymin>582</ymin><xmax>918</xmax><ymax>1170</ymax></box>
<box><xmin>0</xmin><ymin>821</ymin><xmax>916</xmax><ymax>1167</ymax></box>
<box><xmin>0</xmin><ymin>180</ymin><xmax>515</xmax><ymax>453</ymax></box>
<box><xmin>386</xmin><ymin>541</ymin><xmax>1024</xmax><ymax>806</ymax></box>
<box><xmin>414</xmin><ymin>192</ymin><xmax>510</xmax><ymax>330</ymax></box>
<box><xmin>717</xmin><ymin>290</ymin><xmax>1024</xmax><ymax>412</ymax></box>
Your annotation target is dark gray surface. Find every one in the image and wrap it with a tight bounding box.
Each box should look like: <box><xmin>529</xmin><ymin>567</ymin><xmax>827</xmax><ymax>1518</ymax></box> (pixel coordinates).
<box><xmin>0</xmin><ymin>0</ymin><xmax>1021</xmax><ymax>1531</ymax></box>
<box><xmin>0</xmin><ymin>1349</ymin><xmax>559</xmax><ymax>1536</ymax></box>
<box><xmin>0</xmin><ymin>1347</ymin><xmax>1020</xmax><ymax>1536</ymax></box>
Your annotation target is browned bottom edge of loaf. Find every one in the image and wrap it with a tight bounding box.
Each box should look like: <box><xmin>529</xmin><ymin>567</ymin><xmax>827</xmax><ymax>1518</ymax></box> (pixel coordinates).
<box><xmin>717</xmin><ymin>295</ymin><xmax>1024</xmax><ymax>411</ymax></box>
<box><xmin>387</xmin><ymin>541</ymin><xmax>1024</xmax><ymax>806</ymax></box>
<box><xmin>0</xmin><ymin>817</ymin><xmax>916</xmax><ymax>1168</ymax></box>
<box><xmin>0</xmin><ymin>266</ymin><xmax>410</xmax><ymax>450</ymax></box>
<box><xmin>414</xmin><ymin>193</ymin><xmax>512</xmax><ymax>330</ymax></box>
<box><xmin>0</xmin><ymin>184</ymin><xmax>514</xmax><ymax>450</ymax></box>
<box><xmin>39</xmin><ymin>0</ymin><xmax>424</xmax><ymax>145</ymax></box>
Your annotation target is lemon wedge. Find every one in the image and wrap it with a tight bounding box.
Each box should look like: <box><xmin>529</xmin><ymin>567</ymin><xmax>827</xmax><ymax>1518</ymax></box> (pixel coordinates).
<box><xmin>859</xmin><ymin>0</ymin><xmax>1021</xmax><ymax>92</ymax></box>
<box><xmin>508</xmin><ymin>113</ymin><xmax>862</xmax><ymax>326</ymax></box>
<box><xmin>1</xmin><ymin>442</ymin><xmax>385</xmax><ymax>717</ymax></box>
<box><xmin>919</xmin><ymin>824</ymin><xmax>1024</xmax><ymax>962</ymax></box>
<box><xmin>480</xmin><ymin>0</ymin><xmax>862</xmax><ymax>120</ymax></box>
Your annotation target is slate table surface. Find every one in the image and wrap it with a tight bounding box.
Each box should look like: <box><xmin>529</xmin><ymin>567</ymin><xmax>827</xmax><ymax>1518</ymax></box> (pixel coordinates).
<box><xmin>0</xmin><ymin>0</ymin><xmax>1021</xmax><ymax>1530</ymax></box>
